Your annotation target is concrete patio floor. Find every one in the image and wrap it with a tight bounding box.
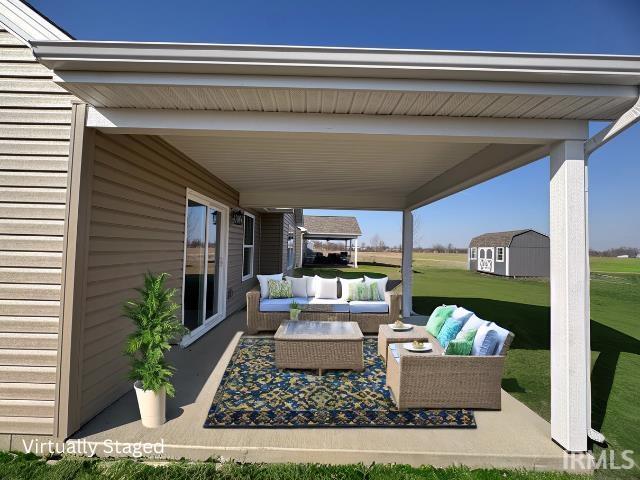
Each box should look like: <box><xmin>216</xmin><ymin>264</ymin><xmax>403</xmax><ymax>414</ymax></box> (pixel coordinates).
<box><xmin>67</xmin><ymin>310</ymin><xmax>587</xmax><ymax>471</ymax></box>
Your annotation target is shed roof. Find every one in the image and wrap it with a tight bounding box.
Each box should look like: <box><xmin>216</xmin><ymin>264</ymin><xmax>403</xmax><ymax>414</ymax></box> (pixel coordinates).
<box><xmin>469</xmin><ymin>229</ymin><xmax>547</xmax><ymax>248</ymax></box>
<box><xmin>303</xmin><ymin>215</ymin><xmax>362</xmax><ymax>238</ymax></box>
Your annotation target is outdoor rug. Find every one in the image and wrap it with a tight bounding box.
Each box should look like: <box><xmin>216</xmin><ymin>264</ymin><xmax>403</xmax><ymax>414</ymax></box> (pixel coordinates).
<box><xmin>204</xmin><ymin>337</ymin><xmax>476</xmax><ymax>428</ymax></box>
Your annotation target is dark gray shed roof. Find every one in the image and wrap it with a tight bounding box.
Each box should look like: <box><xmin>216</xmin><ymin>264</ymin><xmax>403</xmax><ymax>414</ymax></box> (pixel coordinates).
<box><xmin>303</xmin><ymin>215</ymin><xmax>362</xmax><ymax>237</ymax></box>
<box><xmin>469</xmin><ymin>229</ymin><xmax>547</xmax><ymax>248</ymax></box>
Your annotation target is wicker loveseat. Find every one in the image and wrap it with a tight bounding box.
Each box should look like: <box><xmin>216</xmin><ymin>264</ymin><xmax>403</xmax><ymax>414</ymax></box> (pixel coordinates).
<box><xmin>385</xmin><ymin>329</ymin><xmax>514</xmax><ymax>410</ymax></box>
<box><xmin>246</xmin><ymin>281</ymin><xmax>401</xmax><ymax>334</ymax></box>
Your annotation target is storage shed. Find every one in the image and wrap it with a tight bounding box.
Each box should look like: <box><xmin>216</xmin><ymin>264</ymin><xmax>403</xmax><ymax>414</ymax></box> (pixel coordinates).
<box><xmin>468</xmin><ymin>230</ymin><xmax>549</xmax><ymax>277</ymax></box>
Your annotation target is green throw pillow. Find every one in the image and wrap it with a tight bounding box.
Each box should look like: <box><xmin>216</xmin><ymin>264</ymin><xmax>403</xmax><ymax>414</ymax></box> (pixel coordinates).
<box><xmin>425</xmin><ymin>305</ymin><xmax>455</xmax><ymax>336</ymax></box>
<box><xmin>458</xmin><ymin>329</ymin><xmax>477</xmax><ymax>342</ymax></box>
<box><xmin>349</xmin><ymin>282</ymin><xmax>378</xmax><ymax>301</ymax></box>
<box><xmin>368</xmin><ymin>282</ymin><xmax>383</xmax><ymax>301</ymax></box>
<box><xmin>445</xmin><ymin>338</ymin><xmax>473</xmax><ymax>356</ymax></box>
<box><xmin>267</xmin><ymin>279</ymin><xmax>292</xmax><ymax>299</ymax></box>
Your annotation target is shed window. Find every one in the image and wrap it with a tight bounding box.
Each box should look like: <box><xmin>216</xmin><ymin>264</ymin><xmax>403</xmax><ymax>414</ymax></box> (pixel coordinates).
<box><xmin>242</xmin><ymin>213</ymin><xmax>255</xmax><ymax>281</ymax></box>
<box><xmin>496</xmin><ymin>247</ymin><xmax>505</xmax><ymax>262</ymax></box>
<box><xmin>470</xmin><ymin>247</ymin><xmax>477</xmax><ymax>260</ymax></box>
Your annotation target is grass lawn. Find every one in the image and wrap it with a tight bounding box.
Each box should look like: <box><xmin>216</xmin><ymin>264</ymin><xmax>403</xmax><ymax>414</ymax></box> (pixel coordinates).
<box><xmin>299</xmin><ymin>255</ymin><xmax>640</xmax><ymax>478</ymax></box>
<box><xmin>0</xmin><ymin>451</ymin><xmax>591</xmax><ymax>480</ymax></box>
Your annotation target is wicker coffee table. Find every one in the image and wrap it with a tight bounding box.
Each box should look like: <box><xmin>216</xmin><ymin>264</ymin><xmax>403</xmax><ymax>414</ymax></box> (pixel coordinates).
<box><xmin>274</xmin><ymin>321</ymin><xmax>364</xmax><ymax>374</ymax></box>
<box><xmin>377</xmin><ymin>324</ymin><xmax>432</xmax><ymax>363</ymax></box>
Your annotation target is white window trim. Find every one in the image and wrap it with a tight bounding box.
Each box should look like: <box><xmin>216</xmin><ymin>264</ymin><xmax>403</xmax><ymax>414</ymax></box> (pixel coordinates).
<box><xmin>470</xmin><ymin>247</ymin><xmax>477</xmax><ymax>260</ymax></box>
<box><xmin>181</xmin><ymin>188</ymin><xmax>229</xmax><ymax>347</ymax></box>
<box><xmin>242</xmin><ymin>211</ymin><xmax>255</xmax><ymax>282</ymax></box>
<box><xmin>496</xmin><ymin>246</ymin><xmax>505</xmax><ymax>262</ymax></box>
<box><xmin>286</xmin><ymin>231</ymin><xmax>295</xmax><ymax>270</ymax></box>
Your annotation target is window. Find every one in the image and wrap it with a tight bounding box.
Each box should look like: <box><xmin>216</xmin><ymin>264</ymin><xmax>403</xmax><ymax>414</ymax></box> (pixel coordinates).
<box><xmin>242</xmin><ymin>212</ymin><xmax>255</xmax><ymax>281</ymax></box>
<box><xmin>470</xmin><ymin>247</ymin><xmax>477</xmax><ymax>260</ymax></box>
<box><xmin>496</xmin><ymin>247</ymin><xmax>505</xmax><ymax>262</ymax></box>
<box><xmin>286</xmin><ymin>232</ymin><xmax>295</xmax><ymax>270</ymax></box>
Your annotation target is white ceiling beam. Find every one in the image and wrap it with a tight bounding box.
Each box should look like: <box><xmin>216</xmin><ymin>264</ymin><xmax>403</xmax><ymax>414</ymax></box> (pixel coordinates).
<box><xmin>584</xmin><ymin>92</ymin><xmax>640</xmax><ymax>155</ymax></box>
<box><xmin>87</xmin><ymin>107</ymin><xmax>588</xmax><ymax>144</ymax></box>
<box><xmin>54</xmin><ymin>71</ymin><xmax>638</xmax><ymax>100</ymax></box>
<box><xmin>239</xmin><ymin>190</ymin><xmax>406</xmax><ymax>210</ymax></box>
<box><xmin>406</xmin><ymin>144</ymin><xmax>549</xmax><ymax>209</ymax></box>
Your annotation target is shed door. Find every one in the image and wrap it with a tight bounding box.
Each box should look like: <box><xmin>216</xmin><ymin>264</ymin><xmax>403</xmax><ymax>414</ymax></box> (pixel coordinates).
<box><xmin>478</xmin><ymin>247</ymin><xmax>494</xmax><ymax>273</ymax></box>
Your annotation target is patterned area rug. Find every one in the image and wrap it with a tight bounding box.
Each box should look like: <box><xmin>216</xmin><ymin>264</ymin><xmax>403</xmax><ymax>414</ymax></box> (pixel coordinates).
<box><xmin>204</xmin><ymin>337</ymin><xmax>476</xmax><ymax>428</ymax></box>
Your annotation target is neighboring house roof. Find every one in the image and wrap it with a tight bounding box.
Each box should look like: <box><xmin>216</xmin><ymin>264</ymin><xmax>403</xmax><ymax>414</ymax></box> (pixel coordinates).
<box><xmin>469</xmin><ymin>229</ymin><xmax>548</xmax><ymax>248</ymax></box>
<box><xmin>303</xmin><ymin>216</ymin><xmax>362</xmax><ymax>237</ymax></box>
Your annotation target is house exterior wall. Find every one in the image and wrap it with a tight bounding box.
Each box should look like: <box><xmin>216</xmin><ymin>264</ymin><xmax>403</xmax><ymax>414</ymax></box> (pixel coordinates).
<box><xmin>0</xmin><ymin>28</ymin><xmax>76</xmax><ymax>435</ymax></box>
<box><xmin>71</xmin><ymin>131</ymin><xmax>260</xmax><ymax>430</ymax></box>
<box><xmin>259</xmin><ymin>212</ymin><xmax>296</xmax><ymax>276</ymax></box>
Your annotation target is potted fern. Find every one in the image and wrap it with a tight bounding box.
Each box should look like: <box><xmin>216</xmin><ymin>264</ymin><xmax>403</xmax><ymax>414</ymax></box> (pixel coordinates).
<box><xmin>124</xmin><ymin>272</ymin><xmax>187</xmax><ymax>428</ymax></box>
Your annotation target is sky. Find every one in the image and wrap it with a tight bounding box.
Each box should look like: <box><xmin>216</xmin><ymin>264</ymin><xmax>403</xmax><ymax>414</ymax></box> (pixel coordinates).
<box><xmin>31</xmin><ymin>0</ymin><xmax>640</xmax><ymax>250</ymax></box>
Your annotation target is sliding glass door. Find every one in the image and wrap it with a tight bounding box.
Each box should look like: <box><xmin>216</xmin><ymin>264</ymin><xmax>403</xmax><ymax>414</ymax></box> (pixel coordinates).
<box><xmin>182</xmin><ymin>190</ymin><xmax>228</xmax><ymax>343</ymax></box>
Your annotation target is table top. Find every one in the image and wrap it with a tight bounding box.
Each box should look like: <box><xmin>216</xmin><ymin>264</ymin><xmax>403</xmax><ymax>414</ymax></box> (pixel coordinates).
<box><xmin>275</xmin><ymin>321</ymin><xmax>363</xmax><ymax>341</ymax></box>
<box><xmin>378</xmin><ymin>324</ymin><xmax>431</xmax><ymax>340</ymax></box>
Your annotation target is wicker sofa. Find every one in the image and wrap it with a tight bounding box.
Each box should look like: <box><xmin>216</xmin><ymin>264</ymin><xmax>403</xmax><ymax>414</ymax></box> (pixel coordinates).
<box><xmin>246</xmin><ymin>281</ymin><xmax>401</xmax><ymax>334</ymax></box>
<box><xmin>385</xmin><ymin>329</ymin><xmax>514</xmax><ymax>410</ymax></box>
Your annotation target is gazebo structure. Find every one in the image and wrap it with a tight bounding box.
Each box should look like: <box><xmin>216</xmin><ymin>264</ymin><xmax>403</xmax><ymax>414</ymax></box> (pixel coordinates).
<box><xmin>299</xmin><ymin>215</ymin><xmax>362</xmax><ymax>267</ymax></box>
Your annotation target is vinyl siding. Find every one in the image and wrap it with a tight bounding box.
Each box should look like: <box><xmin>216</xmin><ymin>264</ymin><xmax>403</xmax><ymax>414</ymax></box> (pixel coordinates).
<box><xmin>0</xmin><ymin>28</ymin><xmax>75</xmax><ymax>435</ymax></box>
<box><xmin>259</xmin><ymin>212</ymin><xmax>296</xmax><ymax>275</ymax></box>
<box><xmin>78</xmin><ymin>132</ymin><xmax>259</xmax><ymax>425</ymax></box>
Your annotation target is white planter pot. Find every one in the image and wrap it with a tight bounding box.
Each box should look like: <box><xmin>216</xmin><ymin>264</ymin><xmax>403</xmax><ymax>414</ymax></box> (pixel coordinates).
<box><xmin>133</xmin><ymin>381</ymin><xmax>166</xmax><ymax>428</ymax></box>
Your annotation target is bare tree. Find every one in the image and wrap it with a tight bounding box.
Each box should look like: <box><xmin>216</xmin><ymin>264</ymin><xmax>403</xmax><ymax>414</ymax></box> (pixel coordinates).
<box><xmin>432</xmin><ymin>243</ymin><xmax>445</xmax><ymax>253</ymax></box>
<box><xmin>370</xmin><ymin>234</ymin><xmax>383</xmax><ymax>252</ymax></box>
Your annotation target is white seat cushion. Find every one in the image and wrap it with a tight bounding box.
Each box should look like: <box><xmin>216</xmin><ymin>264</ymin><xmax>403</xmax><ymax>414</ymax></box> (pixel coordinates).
<box><xmin>259</xmin><ymin>297</ymin><xmax>309</xmax><ymax>312</ymax></box>
<box><xmin>308</xmin><ymin>297</ymin><xmax>350</xmax><ymax>312</ymax></box>
<box><xmin>349</xmin><ymin>300</ymin><xmax>389</xmax><ymax>314</ymax></box>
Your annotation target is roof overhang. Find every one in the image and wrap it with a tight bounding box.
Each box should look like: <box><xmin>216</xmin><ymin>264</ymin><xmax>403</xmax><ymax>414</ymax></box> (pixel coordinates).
<box><xmin>28</xmin><ymin>40</ymin><xmax>639</xmax><ymax>211</ymax></box>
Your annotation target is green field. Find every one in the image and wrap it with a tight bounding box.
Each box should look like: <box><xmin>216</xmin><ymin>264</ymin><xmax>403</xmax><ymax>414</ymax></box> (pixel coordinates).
<box><xmin>300</xmin><ymin>254</ymin><xmax>640</xmax><ymax>478</ymax></box>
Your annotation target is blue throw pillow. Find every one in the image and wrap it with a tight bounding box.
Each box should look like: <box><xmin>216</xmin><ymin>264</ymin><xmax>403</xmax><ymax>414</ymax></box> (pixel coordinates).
<box><xmin>436</xmin><ymin>317</ymin><xmax>464</xmax><ymax>349</ymax></box>
<box><xmin>478</xmin><ymin>330</ymin><xmax>499</xmax><ymax>355</ymax></box>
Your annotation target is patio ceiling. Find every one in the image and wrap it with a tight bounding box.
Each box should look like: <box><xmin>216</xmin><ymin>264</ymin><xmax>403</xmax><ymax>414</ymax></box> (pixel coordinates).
<box><xmin>31</xmin><ymin>41</ymin><xmax>639</xmax><ymax>210</ymax></box>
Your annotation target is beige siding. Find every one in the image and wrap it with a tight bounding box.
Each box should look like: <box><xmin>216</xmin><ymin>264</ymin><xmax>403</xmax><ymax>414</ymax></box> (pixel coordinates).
<box><xmin>79</xmin><ymin>132</ymin><xmax>258</xmax><ymax>425</ymax></box>
<box><xmin>0</xmin><ymin>28</ymin><xmax>75</xmax><ymax>435</ymax></box>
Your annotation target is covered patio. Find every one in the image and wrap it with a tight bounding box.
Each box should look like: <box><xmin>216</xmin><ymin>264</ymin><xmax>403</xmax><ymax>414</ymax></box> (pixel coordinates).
<box><xmin>32</xmin><ymin>41</ymin><xmax>640</xmax><ymax>459</ymax></box>
<box><xmin>68</xmin><ymin>308</ymin><xmax>577</xmax><ymax>470</ymax></box>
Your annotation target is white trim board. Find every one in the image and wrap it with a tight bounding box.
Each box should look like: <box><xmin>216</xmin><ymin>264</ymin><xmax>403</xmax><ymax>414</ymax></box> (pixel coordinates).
<box><xmin>0</xmin><ymin>0</ymin><xmax>69</xmax><ymax>43</ymax></box>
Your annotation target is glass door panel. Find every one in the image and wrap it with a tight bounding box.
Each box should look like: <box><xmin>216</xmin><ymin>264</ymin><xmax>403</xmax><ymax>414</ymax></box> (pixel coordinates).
<box><xmin>184</xmin><ymin>200</ymin><xmax>206</xmax><ymax>331</ymax></box>
<box><xmin>205</xmin><ymin>209</ymin><xmax>220</xmax><ymax>319</ymax></box>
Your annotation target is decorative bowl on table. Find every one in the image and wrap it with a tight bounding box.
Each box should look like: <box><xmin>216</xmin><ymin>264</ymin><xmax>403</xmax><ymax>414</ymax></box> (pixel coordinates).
<box><xmin>390</xmin><ymin>320</ymin><xmax>412</xmax><ymax>331</ymax></box>
<box><xmin>403</xmin><ymin>341</ymin><xmax>432</xmax><ymax>352</ymax></box>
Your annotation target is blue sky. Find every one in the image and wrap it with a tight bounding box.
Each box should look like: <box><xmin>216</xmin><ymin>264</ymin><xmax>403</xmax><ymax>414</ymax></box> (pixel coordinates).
<box><xmin>32</xmin><ymin>0</ymin><xmax>640</xmax><ymax>250</ymax></box>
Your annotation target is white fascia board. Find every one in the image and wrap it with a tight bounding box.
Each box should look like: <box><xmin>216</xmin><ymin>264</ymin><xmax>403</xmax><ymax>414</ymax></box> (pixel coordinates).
<box><xmin>53</xmin><ymin>71</ymin><xmax>638</xmax><ymax>100</ymax></box>
<box><xmin>32</xmin><ymin>40</ymin><xmax>640</xmax><ymax>85</ymax></box>
<box><xmin>0</xmin><ymin>0</ymin><xmax>70</xmax><ymax>43</ymax></box>
<box><xmin>86</xmin><ymin>107</ymin><xmax>588</xmax><ymax>143</ymax></box>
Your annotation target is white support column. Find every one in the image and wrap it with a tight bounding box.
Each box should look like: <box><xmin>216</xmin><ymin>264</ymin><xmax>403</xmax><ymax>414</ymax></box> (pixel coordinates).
<box><xmin>549</xmin><ymin>140</ymin><xmax>590</xmax><ymax>452</ymax></box>
<box><xmin>401</xmin><ymin>209</ymin><xmax>413</xmax><ymax>318</ymax></box>
<box><xmin>353</xmin><ymin>238</ymin><xmax>358</xmax><ymax>268</ymax></box>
